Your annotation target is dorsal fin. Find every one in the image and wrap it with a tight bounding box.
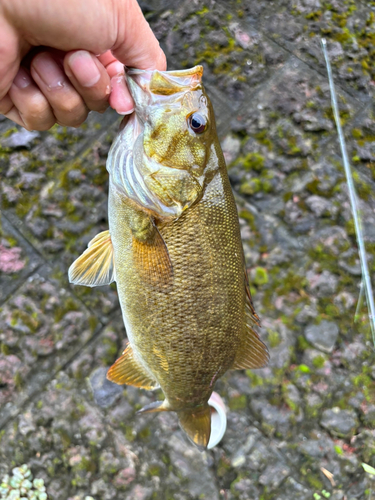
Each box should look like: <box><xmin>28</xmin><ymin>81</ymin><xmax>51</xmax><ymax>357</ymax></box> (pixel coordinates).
<box><xmin>68</xmin><ymin>230</ymin><xmax>115</xmax><ymax>287</ymax></box>
<box><xmin>107</xmin><ymin>344</ymin><xmax>159</xmax><ymax>390</ymax></box>
<box><xmin>232</xmin><ymin>322</ymin><xmax>269</xmax><ymax>370</ymax></box>
<box><xmin>231</xmin><ymin>268</ymin><xmax>269</xmax><ymax>370</ymax></box>
<box><xmin>244</xmin><ymin>266</ymin><xmax>261</xmax><ymax>327</ymax></box>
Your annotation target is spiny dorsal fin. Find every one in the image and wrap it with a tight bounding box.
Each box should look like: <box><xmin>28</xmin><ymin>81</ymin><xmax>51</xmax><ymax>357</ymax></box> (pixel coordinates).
<box><xmin>107</xmin><ymin>344</ymin><xmax>158</xmax><ymax>390</ymax></box>
<box><xmin>132</xmin><ymin>224</ymin><xmax>173</xmax><ymax>290</ymax></box>
<box><xmin>244</xmin><ymin>266</ymin><xmax>261</xmax><ymax>327</ymax></box>
<box><xmin>231</xmin><ymin>268</ymin><xmax>269</xmax><ymax>370</ymax></box>
<box><xmin>69</xmin><ymin>230</ymin><xmax>115</xmax><ymax>287</ymax></box>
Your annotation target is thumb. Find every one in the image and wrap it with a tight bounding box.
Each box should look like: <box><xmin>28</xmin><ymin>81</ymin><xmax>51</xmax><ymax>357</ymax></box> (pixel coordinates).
<box><xmin>112</xmin><ymin>0</ymin><xmax>166</xmax><ymax>72</ymax></box>
<box><xmin>0</xmin><ymin>18</ymin><xmax>24</xmax><ymax>100</ymax></box>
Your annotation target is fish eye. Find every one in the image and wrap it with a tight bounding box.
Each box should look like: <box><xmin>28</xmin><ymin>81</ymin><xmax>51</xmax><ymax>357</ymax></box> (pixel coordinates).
<box><xmin>188</xmin><ymin>113</ymin><xmax>207</xmax><ymax>134</ymax></box>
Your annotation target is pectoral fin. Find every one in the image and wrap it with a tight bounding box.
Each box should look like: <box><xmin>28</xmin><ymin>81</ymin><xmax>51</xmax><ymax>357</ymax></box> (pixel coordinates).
<box><xmin>107</xmin><ymin>344</ymin><xmax>158</xmax><ymax>390</ymax></box>
<box><xmin>68</xmin><ymin>230</ymin><xmax>115</xmax><ymax>287</ymax></box>
<box><xmin>131</xmin><ymin>217</ymin><xmax>173</xmax><ymax>290</ymax></box>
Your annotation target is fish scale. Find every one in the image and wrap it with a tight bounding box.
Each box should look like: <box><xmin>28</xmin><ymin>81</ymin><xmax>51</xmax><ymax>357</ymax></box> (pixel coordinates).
<box><xmin>69</xmin><ymin>66</ymin><xmax>269</xmax><ymax>449</ymax></box>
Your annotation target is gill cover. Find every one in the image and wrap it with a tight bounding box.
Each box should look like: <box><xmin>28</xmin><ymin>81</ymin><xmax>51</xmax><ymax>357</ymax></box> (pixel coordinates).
<box><xmin>107</xmin><ymin>66</ymin><xmax>215</xmax><ymax>219</ymax></box>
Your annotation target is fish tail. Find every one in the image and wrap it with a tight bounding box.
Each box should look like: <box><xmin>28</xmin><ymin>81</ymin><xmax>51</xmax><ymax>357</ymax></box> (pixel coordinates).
<box><xmin>178</xmin><ymin>404</ymin><xmax>211</xmax><ymax>451</ymax></box>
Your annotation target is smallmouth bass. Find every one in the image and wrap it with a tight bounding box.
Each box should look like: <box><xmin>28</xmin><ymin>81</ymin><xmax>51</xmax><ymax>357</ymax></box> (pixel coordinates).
<box><xmin>69</xmin><ymin>66</ymin><xmax>269</xmax><ymax>449</ymax></box>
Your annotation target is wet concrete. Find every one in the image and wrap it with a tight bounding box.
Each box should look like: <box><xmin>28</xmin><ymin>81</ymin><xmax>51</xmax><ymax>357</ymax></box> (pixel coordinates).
<box><xmin>1</xmin><ymin>1</ymin><xmax>375</xmax><ymax>499</ymax></box>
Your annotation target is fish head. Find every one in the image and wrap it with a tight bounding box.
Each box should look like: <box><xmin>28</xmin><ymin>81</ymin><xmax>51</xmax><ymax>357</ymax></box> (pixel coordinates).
<box><xmin>108</xmin><ymin>66</ymin><xmax>219</xmax><ymax>219</ymax></box>
<box><xmin>127</xmin><ymin>66</ymin><xmax>214</xmax><ymax>178</ymax></box>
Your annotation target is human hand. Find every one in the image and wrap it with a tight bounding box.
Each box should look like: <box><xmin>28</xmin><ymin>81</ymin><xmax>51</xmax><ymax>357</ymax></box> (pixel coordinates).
<box><xmin>0</xmin><ymin>0</ymin><xmax>166</xmax><ymax>130</ymax></box>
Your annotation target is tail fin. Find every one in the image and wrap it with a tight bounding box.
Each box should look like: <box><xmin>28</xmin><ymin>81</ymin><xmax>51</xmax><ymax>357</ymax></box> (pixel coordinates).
<box><xmin>178</xmin><ymin>405</ymin><xmax>211</xmax><ymax>451</ymax></box>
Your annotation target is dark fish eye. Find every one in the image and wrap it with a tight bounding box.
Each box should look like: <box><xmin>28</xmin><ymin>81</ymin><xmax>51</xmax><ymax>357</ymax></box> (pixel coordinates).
<box><xmin>188</xmin><ymin>113</ymin><xmax>207</xmax><ymax>134</ymax></box>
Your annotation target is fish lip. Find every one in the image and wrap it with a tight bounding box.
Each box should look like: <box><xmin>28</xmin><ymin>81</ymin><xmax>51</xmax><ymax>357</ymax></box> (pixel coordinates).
<box><xmin>125</xmin><ymin>65</ymin><xmax>204</xmax><ymax>97</ymax></box>
<box><xmin>126</xmin><ymin>65</ymin><xmax>203</xmax><ymax>78</ymax></box>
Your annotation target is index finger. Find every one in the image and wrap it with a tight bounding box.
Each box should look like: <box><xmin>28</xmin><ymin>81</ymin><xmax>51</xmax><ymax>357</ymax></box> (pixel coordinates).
<box><xmin>97</xmin><ymin>51</ymin><xmax>134</xmax><ymax>115</ymax></box>
<box><xmin>97</xmin><ymin>51</ymin><xmax>125</xmax><ymax>78</ymax></box>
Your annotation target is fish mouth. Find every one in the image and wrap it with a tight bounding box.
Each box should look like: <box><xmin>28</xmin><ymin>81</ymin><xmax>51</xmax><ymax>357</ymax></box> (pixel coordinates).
<box><xmin>126</xmin><ymin>65</ymin><xmax>203</xmax><ymax>97</ymax></box>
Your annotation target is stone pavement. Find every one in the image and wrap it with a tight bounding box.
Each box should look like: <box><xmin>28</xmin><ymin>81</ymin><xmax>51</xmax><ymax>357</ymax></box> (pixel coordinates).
<box><xmin>1</xmin><ymin>1</ymin><xmax>375</xmax><ymax>499</ymax></box>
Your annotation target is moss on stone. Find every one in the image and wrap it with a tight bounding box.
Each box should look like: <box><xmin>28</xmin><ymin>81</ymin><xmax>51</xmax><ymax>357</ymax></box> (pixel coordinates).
<box><xmin>312</xmin><ymin>355</ymin><xmax>326</xmax><ymax>369</ymax></box>
<box><xmin>148</xmin><ymin>465</ymin><xmax>161</xmax><ymax>477</ymax></box>
<box><xmin>246</xmin><ymin>371</ymin><xmax>265</xmax><ymax>386</ymax></box>
<box><xmin>268</xmin><ymin>330</ymin><xmax>281</xmax><ymax>348</ymax></box>
<box><xmin>254</xmin><ymin>130</ymin><xmax>273</xmax><ymax>150</ymax></box>
<box><xmin>228</xmin><ymin>394</ymin><xmax>247</xmax><ymax>410</ymax></box>
<box><xmin>253</xmin><ymin>267</ymin><xmax>269</xmax><ymax>286</ymax></box>
<box><xmin>139</xmin><ymin>426</ymin><xmax>151</xmax><ymax>440</ymax></box>
<box><xmin>237</xmin><ymin>152</ymin><xmax>265</xmax><ymax>171</ymax></box>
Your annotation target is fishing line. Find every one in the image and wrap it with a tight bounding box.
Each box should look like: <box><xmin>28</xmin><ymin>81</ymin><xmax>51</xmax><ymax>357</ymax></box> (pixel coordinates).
<box><xmin>321</xmin><ymin>38</ymin><xmax>375</xmax><ymax>345</ymax></box>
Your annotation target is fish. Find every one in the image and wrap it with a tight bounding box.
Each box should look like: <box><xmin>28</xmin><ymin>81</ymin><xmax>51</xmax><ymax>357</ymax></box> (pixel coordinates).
<box><xmin>68</xmin><ymin>65</ymin><xmax>269</xmax><ymax>450</ymax></box>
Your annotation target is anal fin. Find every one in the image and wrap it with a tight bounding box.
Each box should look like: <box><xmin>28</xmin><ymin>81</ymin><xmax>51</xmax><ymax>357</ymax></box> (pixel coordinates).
<box><xmin>69</xmin><ymin>230</ymin><xmax>115</xmax><ymax>287</ymax></box>
<box><xmin>137</xmin><ymin>400</ymin><xmax>169</xmax><ymax>414</ymax></box>
<box><xmin>107</xmin><ymin>344</ymin><xmax>158</xmax><ymax>390</ymax></box>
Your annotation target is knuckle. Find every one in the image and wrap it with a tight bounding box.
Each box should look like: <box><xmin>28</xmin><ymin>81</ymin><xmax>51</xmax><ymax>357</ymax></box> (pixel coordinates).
<box><xmin>72</xmin><ymin>115</ymin><xmax>88</xmax><ymax>128</ymax></box>
<box><xmin>59</xmin><ymin>110</ymin><xmax>88</xmax><ymax>128</ymax></box>
<box><xmin>20</xmin><ymin>96</ymin><xmax>55</xmax><ymax>131</ymax></box>
<box><xmin>28</xmin><ymin>93</ymin><xmax>51</xmax><ymax>117</ymax></box>
<box><xmin>20</xmin><ymin>122</ymin><xmax>34</xmax><ymax>131</ymax></box>
<box><xmin>0</xmin><ymin>96</ymin><xmax>13</xmax><ymax>115</ymax></box>
<box><xmin>49</xmin><ymin>90</ymin><xmax>88</xmax><ymax>126</ymax></box>
<box><xmin>89</xmin><ymin>100</ymin><xmax>109</xmax><ymax>113</ymax></box>
<box><xmin>37</xmin><ymin>119</ymin><xmax>56</xmax><ymax>131</ymax></box>
<box><xmin>22</xmin><ymin>117</ymin><xmax>55</xmax><ymax>131</ymax></box>
<box><xmin>56</xmin><ymin>94</ymin><xmax>85</xmax><ymax>115</ymax></box>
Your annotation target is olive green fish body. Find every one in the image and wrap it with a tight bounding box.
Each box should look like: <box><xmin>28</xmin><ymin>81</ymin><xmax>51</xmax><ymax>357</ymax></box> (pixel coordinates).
<box><xmin>109</xmin><ymin>139</ymin><xmax>245</xmax><ymax>410</ymax></box>
<box><xmin>69</xmin><ymin>66</ymin><xmax>268</xmax><ymax>449</ymax></box>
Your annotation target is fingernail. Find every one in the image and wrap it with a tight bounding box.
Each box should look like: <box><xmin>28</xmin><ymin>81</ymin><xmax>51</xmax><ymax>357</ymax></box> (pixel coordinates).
<box><xmin>117</xmin><ymin>108</ymin><xmax>135</xmax><ymax>116</ymax></box>
<box><xmin>111</xmin><ymin>61</ymin><xmax>125</xmax><ymax>75</ymax></box>
<box><xmin>67</xmin><ymin>51</ymin><xmax>101</xmax><ymax>87</ymax></box>
<box><xmin>110</xmin><ymin>74</ymin><xmax>135</xmax><ymax>115</ymax></box>
<box><xmin>13</xmin><ymin>67</ymin><xmax>32</xmax><ymax>89</ymax></box>
<box><xmin>33</xmin><ymin>54</ymin><xmax>65</xmax><ymax>90</ymax></box>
